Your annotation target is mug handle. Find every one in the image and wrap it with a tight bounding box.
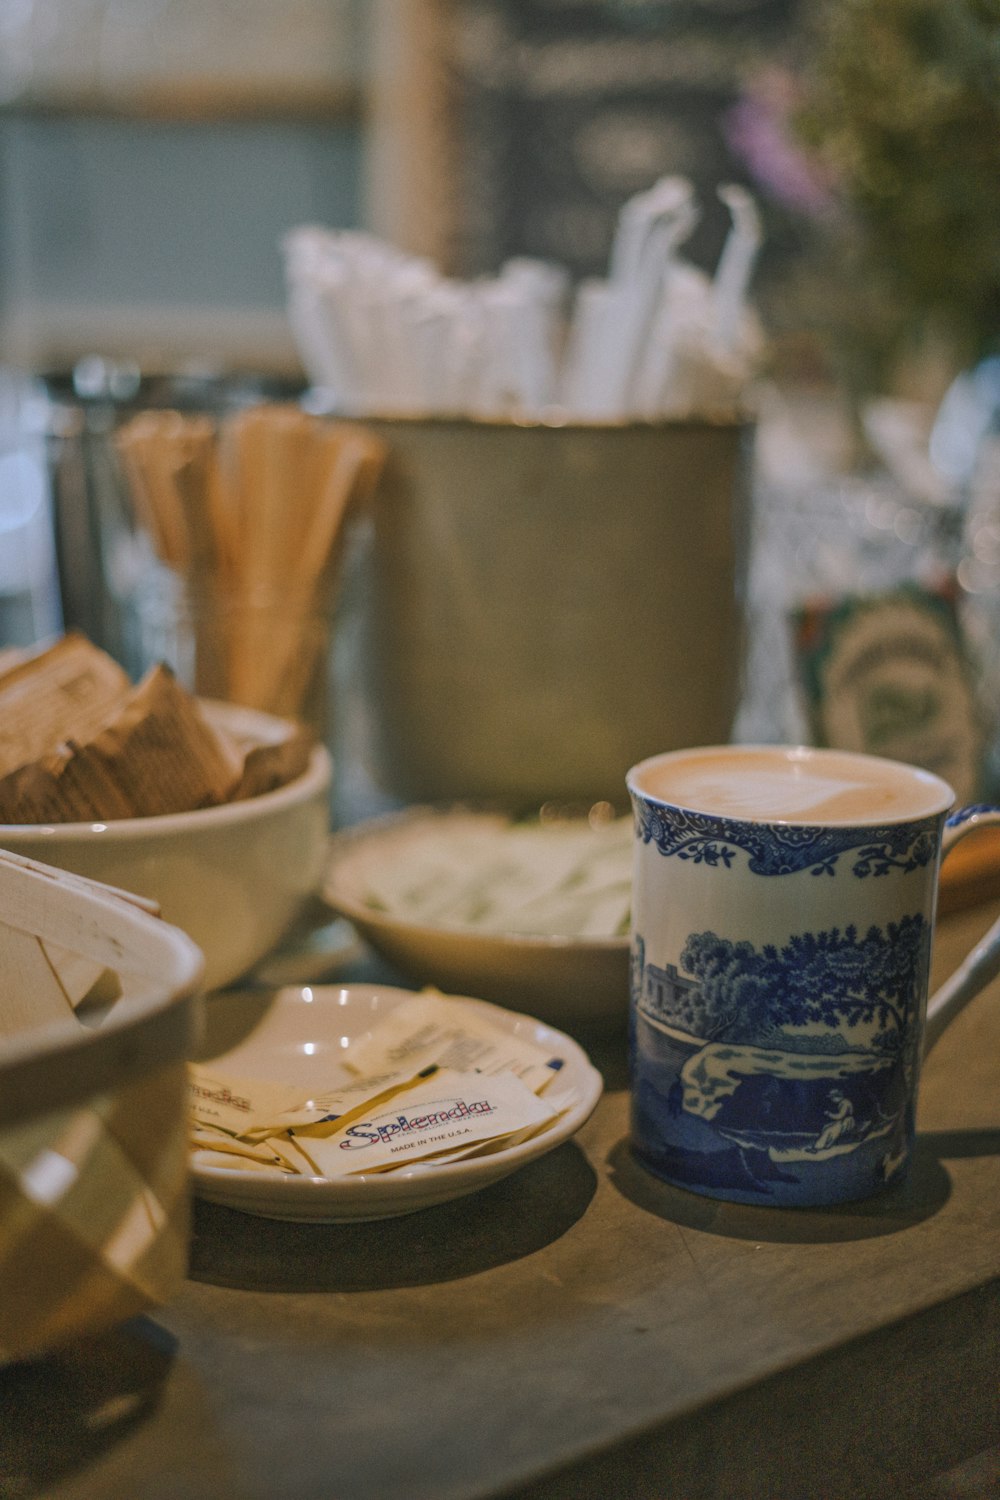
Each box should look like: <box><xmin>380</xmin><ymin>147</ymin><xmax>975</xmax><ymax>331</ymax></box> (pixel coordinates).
<box><xmin>925</xmin><ymin>804</ymin><xmax>1000</xmax><ymax>1054</ymax></box>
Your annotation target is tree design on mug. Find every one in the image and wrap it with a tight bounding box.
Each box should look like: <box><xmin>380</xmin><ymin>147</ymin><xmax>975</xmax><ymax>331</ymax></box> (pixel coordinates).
<box><xmin>643</xmin><ymin>914</ymin><xmax>930</xmax><ymax>1052</ymax></box>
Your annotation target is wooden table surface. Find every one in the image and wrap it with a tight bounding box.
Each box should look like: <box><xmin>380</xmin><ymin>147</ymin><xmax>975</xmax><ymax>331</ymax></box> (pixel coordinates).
<box><xmin>3</xmin><ymin>902</ymin><xmax>998</xmax><ymax>1500</ymax></box>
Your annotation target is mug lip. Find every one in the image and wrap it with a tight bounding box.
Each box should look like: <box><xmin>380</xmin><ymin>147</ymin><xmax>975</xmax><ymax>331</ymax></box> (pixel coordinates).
<box><xmin>626</xmin><ymin>744</ymin><xmax>956</xmax><ymax>828</ymax></box>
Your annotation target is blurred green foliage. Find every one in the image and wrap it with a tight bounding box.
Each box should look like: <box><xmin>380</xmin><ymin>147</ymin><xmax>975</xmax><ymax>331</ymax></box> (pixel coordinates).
<box><xmin>796</xmin><ymin>0</ymin><xmax>1000</xmax><ymax>387</ymax></box>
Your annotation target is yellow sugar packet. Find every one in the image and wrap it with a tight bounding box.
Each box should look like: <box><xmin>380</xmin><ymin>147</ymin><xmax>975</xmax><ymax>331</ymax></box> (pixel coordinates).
<box><xmin>343</xmin><ymin>992</ymin><xmax>567</xmax><ymax>1095</ymax></box>
<box><xmin>269</xmin><ymin>1134</ymin><xmax>323</xmax><ymax>1175</ymax></box>
<box><xmin>291</xmin><ymin>1068</ymin><xmax>556</xmax><ymax>1177</ymax></box>
<box><xmin>192</xmin><ymin>1148</ymin><xmax>285</xmax><ymax>1175</ymax></box>
<box><xmin>241</xmin><ymin>1063</ymin><xmax>440</xmax><ymax>1142</ymax></box>
<box><xmin>189</xmin><ymin>1059</ymin><xmax>442</xmax><ymax>1155</ymax></box>
<box><xmin>190</xmin><ymin>1122</ymin><xmax>291</xmax><ymax>1168</ymax></box>
<box><xmin>190</xmin><ymin>1123</ymin><xmax>322</xmax><ymax>1177</ymax></box>
<box><xmin>188</xmin><ymin>1065</ymin><xmax>309</xmax><ymax>1136</ymax></box>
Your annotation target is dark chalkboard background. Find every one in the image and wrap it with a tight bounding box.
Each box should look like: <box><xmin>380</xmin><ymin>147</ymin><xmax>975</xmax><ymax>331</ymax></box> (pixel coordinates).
<box><xmin>445</xmin><ymin>0</ymin><xmax>801</xmax><ymax>283</ymax></box>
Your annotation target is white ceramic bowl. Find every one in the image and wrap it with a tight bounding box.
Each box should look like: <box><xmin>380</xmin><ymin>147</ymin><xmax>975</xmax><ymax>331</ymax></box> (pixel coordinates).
<box><xmin>0</xmin><ymin>702</ymin><xmax>332</xmax><ymax>992</ymax></box>
<box><xmin>323</xmin><ymin>809</ymin><xmax>631</xmax><ymax>1029</ymax></box>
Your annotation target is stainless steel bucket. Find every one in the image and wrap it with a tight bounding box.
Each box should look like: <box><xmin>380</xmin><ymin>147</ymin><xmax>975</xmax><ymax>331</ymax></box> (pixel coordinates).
<box><xmin>353</xmin><ymin>417</ymin><xmax>755</xmax><ymax>811</ymax></box>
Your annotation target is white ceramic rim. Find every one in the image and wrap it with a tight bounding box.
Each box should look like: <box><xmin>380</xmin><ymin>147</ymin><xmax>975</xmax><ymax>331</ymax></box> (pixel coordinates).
<box><xmin>626</xmin><ymin>743</ymin><xmax>956</xmax><ymax>829</ymax></box>
<box><xmin>0</xmin><ymin>848</ymin><xmax>204</xmax><ymax>1120</ymax></box>
<box><xmin>324</xmin><ymin>808</ymin><xmax>630</xmax><ymax>956</ymax></box>
<box><xmin>0</xmin><ymin>700</ymin><xmax>331</xmax><ymax>840</ymax></box>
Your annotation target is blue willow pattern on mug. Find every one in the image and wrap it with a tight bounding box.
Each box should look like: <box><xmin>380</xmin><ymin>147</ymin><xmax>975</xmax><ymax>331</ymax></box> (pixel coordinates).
<box><xmin>632</xmin><ymin>917</ymin><xmax>928</xmax><ymax>1194</ymax></box>
<box><xmin>946</xmin><ymin>803</ymin><xmax>996</xmax><ymax>825</ymax></box>
<box><xmin>629</xmin><ymin>804</ymin><xmax>949</xmax><ymax>1204</ymax></box>
<box><xmin>632</xmin><ymin>799</ymin><xmax>939</xmax><ymax>877</ymax></box>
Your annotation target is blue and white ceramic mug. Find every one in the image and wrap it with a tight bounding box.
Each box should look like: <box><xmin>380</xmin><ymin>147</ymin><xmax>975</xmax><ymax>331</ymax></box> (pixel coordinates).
<box><xmin>627</xmin><ymin>744</ymin><xmax>1000</xmax><ymax>1207</ymax></box>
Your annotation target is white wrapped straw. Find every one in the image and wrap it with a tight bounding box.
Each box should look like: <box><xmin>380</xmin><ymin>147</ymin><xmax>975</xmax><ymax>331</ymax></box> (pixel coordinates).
<box><xmin>713</xmin><ymin>184</ymin><xmax>763</xmax><ymax>358</ymax></box>
<box><xmin>282</xmin><ymin>176</ymin><xmax>764</xmax><ymax>424</ymax></box>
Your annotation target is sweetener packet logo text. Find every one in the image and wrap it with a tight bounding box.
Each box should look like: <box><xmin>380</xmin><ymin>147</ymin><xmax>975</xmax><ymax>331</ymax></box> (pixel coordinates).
<box><xmin>337</xmin><ymin>1097</ymin><xmax>494</xmax><ymax>1151</ymax></box>
<box><xmin>190</xmin><ymin>1082</ymin><xmax>252</xmax><ymax>1112</ymax></box>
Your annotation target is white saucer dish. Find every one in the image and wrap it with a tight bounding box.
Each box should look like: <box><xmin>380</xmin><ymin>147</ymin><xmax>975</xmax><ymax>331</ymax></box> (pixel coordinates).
<box><xmin>323</xmin><ymin>809</ymin><xmax>631</xmax><ymax>1028</ymax></box>
<box><xmin>190</xmin><ymin>983</ymin><xmax>603</xmax><ymax>1222</ymax></box>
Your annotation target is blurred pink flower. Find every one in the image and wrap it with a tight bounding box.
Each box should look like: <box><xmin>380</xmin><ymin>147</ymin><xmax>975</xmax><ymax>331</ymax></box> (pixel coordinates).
<box><xmin>724</xmin><ymin>68</ymin><xmax>839</xmax><ymax>221</ymax></box>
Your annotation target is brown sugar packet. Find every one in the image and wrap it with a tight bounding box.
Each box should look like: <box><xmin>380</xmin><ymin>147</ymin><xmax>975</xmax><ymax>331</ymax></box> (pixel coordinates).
<box><xmin>0</xmin><ymin>627</ymin><xmax>314</xmax><ymax>822</ymax></box>
<box><xmin>229</xmin><ymin>721</ymin><xmax>315</xmax><ymax>801</ymax></box>
<box><xmin>0</xmin><ymin>633</ymin><xmax>131</xmax><ymax>780</ymax></box>
<box><xmin>61</xmin><ymin>664</ymin><xmax>244</xmax><ymax>817</ymax></box>
<box><xmin>0</xmin><ymin>751</ymin><xmax>136</xmax><ymax>823</ymax></box>
<box><xmin>0</xmin><ymin>664</ymin><xmax>244</xmax><ymax>822</ymax></box>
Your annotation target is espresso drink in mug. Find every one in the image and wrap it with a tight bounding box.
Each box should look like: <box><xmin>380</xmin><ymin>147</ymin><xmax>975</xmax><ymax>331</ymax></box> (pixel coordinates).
<box><xmin>627</xmin><ymin>744</ymin><xmax>1000</xmax><ymax>1207</ymax></box>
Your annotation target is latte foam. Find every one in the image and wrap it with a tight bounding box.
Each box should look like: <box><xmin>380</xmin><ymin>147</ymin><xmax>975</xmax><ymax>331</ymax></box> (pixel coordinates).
<box><xmin>630</xmin><ymin>747</ymin><xmax>952</xmax><ymax>825</ymax></box>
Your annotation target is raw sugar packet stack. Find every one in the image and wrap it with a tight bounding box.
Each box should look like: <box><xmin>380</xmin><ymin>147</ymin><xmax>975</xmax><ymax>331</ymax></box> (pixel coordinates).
<box><xmin>190</xmin><ymin>992</ymin><xmax>580</xmax><ymax>1178</ymax></box>
<box><xmin>0</xmin><ymin>632</ymin><xmax>311</xmax><ymax>823</ymax></box>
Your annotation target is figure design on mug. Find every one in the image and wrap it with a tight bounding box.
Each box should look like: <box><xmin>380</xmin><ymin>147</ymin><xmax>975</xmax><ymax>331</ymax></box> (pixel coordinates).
<box><xmin>812</xmin><ymin>1090</ymin><xmax>856</xmax><ymax>1151</ymax></box>
<box><xmin>630</xmin><ymin>915</ymin><xmax>929</xmax><ymax>1200</ymax></box>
